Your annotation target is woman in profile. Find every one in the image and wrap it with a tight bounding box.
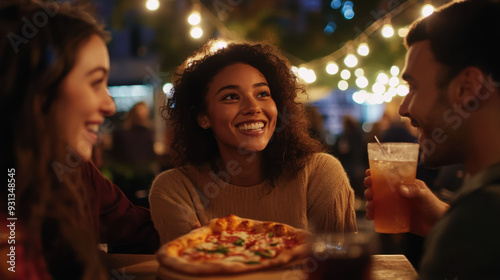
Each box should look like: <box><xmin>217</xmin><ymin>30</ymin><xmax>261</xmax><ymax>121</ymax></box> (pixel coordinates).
<box><xmin>150</xmin><ymin>40</ymin><xmax>357</xmax><ymax>244</ymax></box>
<box><xmin>0</xmin><ymin>1</ymin><xmax>158</xmax><ymax>279</ymax></box>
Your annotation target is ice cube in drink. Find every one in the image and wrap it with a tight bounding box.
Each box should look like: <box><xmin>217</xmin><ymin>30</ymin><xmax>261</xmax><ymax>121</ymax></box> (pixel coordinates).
<box><xmin>367</xmin><ymin>143</ymin><xmax>419</xmax><ymax>233</ymax></box>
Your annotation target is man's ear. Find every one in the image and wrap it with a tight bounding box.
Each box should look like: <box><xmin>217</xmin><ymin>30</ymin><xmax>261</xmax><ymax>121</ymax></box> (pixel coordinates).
<box><xmin>197</xmin><ymin>114</ymin><xmax>211</xmax><ymax>129</ymax></box>
<box><xmin>451</xmin><ymin>67</ymin><xmax>489</xmax><ymax>106</ymax></box>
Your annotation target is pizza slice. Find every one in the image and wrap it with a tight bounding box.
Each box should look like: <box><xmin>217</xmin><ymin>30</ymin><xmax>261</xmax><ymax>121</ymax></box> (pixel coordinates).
<box><xmin>156</xmin><ymin>214</ymin><xmax>311</xmax><ymax>274</ymax></box>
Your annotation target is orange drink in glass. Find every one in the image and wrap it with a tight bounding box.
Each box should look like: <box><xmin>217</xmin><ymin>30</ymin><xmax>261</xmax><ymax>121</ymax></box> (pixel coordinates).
<box><xmin>367</xmin><ymin>142</ymin><xmax>419</xmax><ymax>233</ymax></box>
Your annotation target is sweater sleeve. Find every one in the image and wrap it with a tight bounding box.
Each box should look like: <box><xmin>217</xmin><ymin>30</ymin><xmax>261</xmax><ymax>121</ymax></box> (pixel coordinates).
<box><xmin>306</xmin><ymin>153</ymin><xmax>357</xmax><ymax>233</ymax></box>
<box><xmin>149</xmin><ymin>169</ymin><xmax>202</xmax><ymax>244</ymax></box>
<box><xmin>81</xmin><ymin>161</ymin><xmax>160</xmax><ymax>253</ymax></box>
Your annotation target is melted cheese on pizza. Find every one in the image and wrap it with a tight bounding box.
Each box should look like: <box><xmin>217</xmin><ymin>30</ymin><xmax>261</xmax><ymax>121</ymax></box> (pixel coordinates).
<box><xmin>180</xmin><ymin>230</ymin><xmax>300</xmax><ymax>265</ymax></box>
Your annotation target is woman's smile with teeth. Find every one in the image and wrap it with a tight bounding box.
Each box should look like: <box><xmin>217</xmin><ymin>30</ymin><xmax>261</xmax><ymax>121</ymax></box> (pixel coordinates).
<box><xmin>237</xmin><ymin>122</ymin><xmax>265</xmax><ymax>131</ymax></box>
<box><xmin>86</xmin><ymin>124</ymin><xmax>99</xmax><ymax>133</ymax></box>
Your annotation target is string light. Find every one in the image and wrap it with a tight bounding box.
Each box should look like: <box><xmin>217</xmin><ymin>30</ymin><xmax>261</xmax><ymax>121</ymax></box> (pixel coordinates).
<box><xmin>383</xmin><ymin>92</ymin><xmax>393</xmax><ymax>103</ymax></box>
<box><xmin>357</xmin><ymin>43</ymin><xmax>369</xmax><ymax>56</ymax></box>
<box><xmin>298</xmin><ymin>67</ymin><xmax>316</xmax><ymax>83</ymax></box>
<box><xmin>387</xmin><ymin>87</ymin><xmax>398</xmax><ymax>97</ymax></box>
<box><xmin>338</xmin><ymin>80</ymin><xmax>349</xmax><ymax>91</ymax></box>
<box><xmin>356</xmin><ymin>76</ymin><xmax>369</xmax><ymax>88</ymax></box>
<box><xmin>145</xmin><ymin>0</ymin><xmax>159</xmax><ymax>11</ymax></box>
<box><xmin>188</xmin><ymin>0</ymin><xmax>431</xmax><ymax>105</ymax></box>
<box><xmin>344</xmin><ymin>54</ymin><xmax>358</xmax><ymax>68</ymax></box>
<box><xmin>340</xmin><ymin>69</ymin><xmax>351</xmax><ymax>80</ymax></box>
<box><xmin>381</xmin><ymin>24</ymin><xmax>394</xmax><ymax>38</ymax></box>
<box><xmin>398</xmin><ymin>27</ymin><xmax>409</xmax><ymax>38</ymax></box>
<box><xmin>372</xmin><ymin>82</ymin><xmax>386</xmax><ymax>94</ymax></box>
<box><xmin>354</xmin><ymin>68</ymin><xmax>364</xmax><ymax>77</ymax></box>
<box><xmin>376</xmin><ymin>73</ymin><xmax>389</xmax><ymax>84</ymax></box>
<box><xmin>190</xmin><ymin>27</ymin><xmax>203</xmax><ymax>39</ymax></box>
<box><xmin>162</xmin><ymin>83</ymin><xmax>174</xmax><ymax>96</ymax></box>
<box><xmin>326</xmin><ymin>62</ymin><xmax>339</xmax><ymax>75</ymax></box>
<box><xmin>352</xmin><ymin>90</ymin><xmax>368</xmax><ymax>104</ymax></box>
<box><xmin>422</xmin><ymin>4</ymin><xmax>435</xmax><ymax>17</ymax></box>
<box><xmin>367</xmin><ymin>92</ymin><xmax>384</xmax><ymax>105</ymax></box>
<box><xmin>390</xmin><ymin>66</ymin><xmax>400</xmax><ymax>76</ymax></box>
<box><xmin>389</xmin><ymin>77</ymin><xmax>400</xmax><ymax>87</ymax></box>
<box><xmin>188</xmin><ymin>11</ymin><xmax>201</xmax><ymax>25</ymax></box>
<box><xmin>397</xmin><ymin>84</ymin><xmax>409</xmax><ymax>96</ymax></box>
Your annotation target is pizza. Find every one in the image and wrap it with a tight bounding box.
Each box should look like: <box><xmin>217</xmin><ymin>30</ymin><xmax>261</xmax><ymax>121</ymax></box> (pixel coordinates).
<box><xmin>156</xmin><ymin>214</ymin><xmax>311</xmax><ymax>274</ymax></box>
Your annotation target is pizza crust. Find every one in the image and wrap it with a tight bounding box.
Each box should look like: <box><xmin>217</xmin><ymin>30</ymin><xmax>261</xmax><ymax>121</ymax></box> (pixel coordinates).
<box><xmin>156</xmin><ymin>215</ymin><xmax>311</xmax><ymax>274</ymax></box>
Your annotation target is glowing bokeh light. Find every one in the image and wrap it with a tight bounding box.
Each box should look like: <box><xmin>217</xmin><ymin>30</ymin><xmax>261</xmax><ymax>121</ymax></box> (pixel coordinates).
<box><xmin>343</xmin><ymin>9</ymin><xmax>355</xmax><ymax>20</ymax></box>
<box><xmin>356</xmin><ymin>76</ymin><xmax>369</xmax><ymax>88</ymax></box>
<box><xmin>146</xmin><ymin>0</ymin><xmax>160</xmax><ymax>11</ymax></box>
<box><xmin>372</xmin><ymin>82</ymin><xmax>386</xmax><ymax>94</ymax></box>
<box><xmin>340</xmin><ymin>69</ymin><xmax>351</xmax><ymax>80</ymax></box>
<box><xmin>324</xmin><ymin>22</ymin><xmax>337</xmax><ymax>34</ymax></box>
<box><xmin>190</xmin><ymin>27</ymin><xmax>203</xmax><ymax>39</ymax></box>
<box><xmin>397</xmin><ymin>85</ymin><xmax>410</xmax><ymax>96</ymax></box>
<box><xmin>389</xmin><ymin>77</ymin><xmax>400</xmax><ymax>87</ymax></box>
<box><xmin>188</xmin><ymin>12</ymin><xmax>201</xmax><ymax>25</ymax></box>
<box><xmin>390</xmin><ymin>65</ymin><xmax>400</xmax><ymax>76</ymax></box>
<box><xmin>354</xmin><ymin>68</ymin><xmax>364</xmax><ymax>77</ymax></box>
<box><xmin>338</xmin><ymin>80</ymin><xmax>349</xmax><ymax>91</ymax></box>
<box><xmin>377</xmin><ymin>73</ymin><xmax>389</xmax><ymax>84</ymax></box>
<box><xmin>422</xmin><ymin>4</ymin><xmax>435</xmax><ymax>17</ymax></box>
<box><xmin>382</xmin><ymin>24</ymin><xmax>394</xmax><ymax>38</ymax></box>
<box><xmin>383</xmin><ymin>92</ymin><xmax>393</xmax><ymax>103</ymax></box>
<box><xmin>367</xmin><ymin>92</ymin><xmax>384</xmax><ymax>105</ymax></box>
<box><xmin>398</xmin><ymin>27</ymin><xmax>409</xmax><ymax>38</ymax></box>
<box><xmin>298</xmin><ymin>67</ymin><xmax>316</xmax><ymax>83</ymax></box>
<box><xmin>331</xmin><ymin>0</ymin><xmax>342</xmax><ymax>9</ymax></box>
<box><xmin>344</xmin><ymin>54</ymin><xmax>358</xmax><ymax>68</ymax></box>
<box><xmin>353</xmin><ymin>90</ymin><xmax>368</xmax><ymax>104</ymax></box>
<box><xmin>326</xmin><ymin>62</ymin><xmax>339</xmax><ymax>75</ymax></box>
<box><xmin>162</xmin><ymin>83</ymin><xmax>174</xmax><ymax>96</ymax></box>
<box><xmin>357</xmin><ymin>43</ymin><xmax>369</xmax><ymax>56</ymax></box>
<box><xmin>387</xmin><ymin>87</ymin><xmax>398</xmax><ymax>97</ymax></box>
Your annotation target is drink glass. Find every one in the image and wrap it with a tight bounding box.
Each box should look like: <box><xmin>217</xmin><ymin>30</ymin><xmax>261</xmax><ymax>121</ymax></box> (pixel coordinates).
<box><xmin>367</xmin><ymin>142</ymin><xmax>419</xmax><ymax>233</ymax></box>
<box><xmin>307</xmin><ymin>222</ymin><xmax>379</xmax><ymax>280</ymax></box>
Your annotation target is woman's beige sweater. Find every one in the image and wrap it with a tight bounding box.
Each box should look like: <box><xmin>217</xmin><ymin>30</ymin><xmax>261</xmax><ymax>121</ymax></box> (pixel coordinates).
<box><xmin>149</xmin><ymin>153</ymin><xmax>357</xmax><ymax>244</ymax></box>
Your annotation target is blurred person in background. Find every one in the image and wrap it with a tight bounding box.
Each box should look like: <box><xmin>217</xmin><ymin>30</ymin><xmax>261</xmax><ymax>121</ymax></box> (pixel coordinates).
<box><xmin>0</xmin><ymin>1</ymin><xmax>158</xmax><ymax>279</ymax></box>
<box><xmin>364</xmin><ymin>1</ymin><xmax>500</xmax><ymax>278</ymax></box>
<box><xmin>333</xmin><ymin>115</ymin><xmax>368</xmax><ymax>199</ymax></box>
<box><xmin>109</xmin><ymin>101</ymin><xmax>157</xmax><ymax>207</ymax></box>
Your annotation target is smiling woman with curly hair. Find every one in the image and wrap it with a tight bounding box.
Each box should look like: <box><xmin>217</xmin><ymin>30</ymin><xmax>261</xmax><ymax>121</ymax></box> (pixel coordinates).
<box><xmin>150</xmin><ymin>40</ymin><xmax>357</xmax><ymax>243</ymax></box>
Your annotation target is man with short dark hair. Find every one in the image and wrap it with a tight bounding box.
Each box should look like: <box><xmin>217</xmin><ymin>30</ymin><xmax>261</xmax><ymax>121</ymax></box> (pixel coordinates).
<box><xmin>364</xmin><ymin>1</ymin><xmax>500</xmax><ymax>279</ymax></box>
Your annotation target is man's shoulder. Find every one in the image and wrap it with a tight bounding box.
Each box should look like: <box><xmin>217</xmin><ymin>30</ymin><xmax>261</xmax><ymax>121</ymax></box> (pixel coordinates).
<box><xmin>421</xmin><ymin>186</ymin><xmax>500</xmax><ymax>279</ymax></box>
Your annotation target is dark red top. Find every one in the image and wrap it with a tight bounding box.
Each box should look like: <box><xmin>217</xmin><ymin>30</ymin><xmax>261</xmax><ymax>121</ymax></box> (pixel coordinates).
<box><xmin>81</xmin><ymin>161</ymin><xmax>159</xmax><ymax>253</ymax></box>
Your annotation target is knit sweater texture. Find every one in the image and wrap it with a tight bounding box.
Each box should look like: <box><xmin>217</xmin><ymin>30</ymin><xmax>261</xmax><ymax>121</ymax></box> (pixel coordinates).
<box><xmin>150</xmin><ymin>153</ymin><xmax>357</xmax><ymax>244</ymax></box>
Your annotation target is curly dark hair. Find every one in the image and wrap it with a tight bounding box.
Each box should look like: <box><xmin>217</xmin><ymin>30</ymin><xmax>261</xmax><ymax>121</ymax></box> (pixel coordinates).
<box><xmin>163</xmin><ymin>41</ymin><xmax>325</xmax><ymax>182</ymax></box>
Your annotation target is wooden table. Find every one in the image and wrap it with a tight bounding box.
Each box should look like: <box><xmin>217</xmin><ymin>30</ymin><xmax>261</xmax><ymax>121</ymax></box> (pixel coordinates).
<box><xmin>103</xmin><ymin>254</ymin><xmax>417</xmax><ymax>280</ymax></box>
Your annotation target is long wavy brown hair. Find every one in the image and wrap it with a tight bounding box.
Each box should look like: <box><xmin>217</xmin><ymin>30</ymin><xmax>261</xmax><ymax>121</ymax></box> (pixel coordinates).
<box><xmin>0</xmin><ymin>1</ymin><xmax>108</xmax><ymax>279</ymax></box>
<box><xmin>163</xmin><ymin>41</ymin><xmax>325</xmax><ymax>182</ymax></box>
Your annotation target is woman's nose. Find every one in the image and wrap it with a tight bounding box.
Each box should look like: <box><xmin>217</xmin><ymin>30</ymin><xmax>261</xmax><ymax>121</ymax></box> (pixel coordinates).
<box><xmin>101</xmin><ymin>88</ymin><xmax>116</xmax><ymax>116</ymax></box>
<box><xmin>241</xmin><ymin>97</ymin><xmax>261</xmax><ymax>115</ymax></box>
